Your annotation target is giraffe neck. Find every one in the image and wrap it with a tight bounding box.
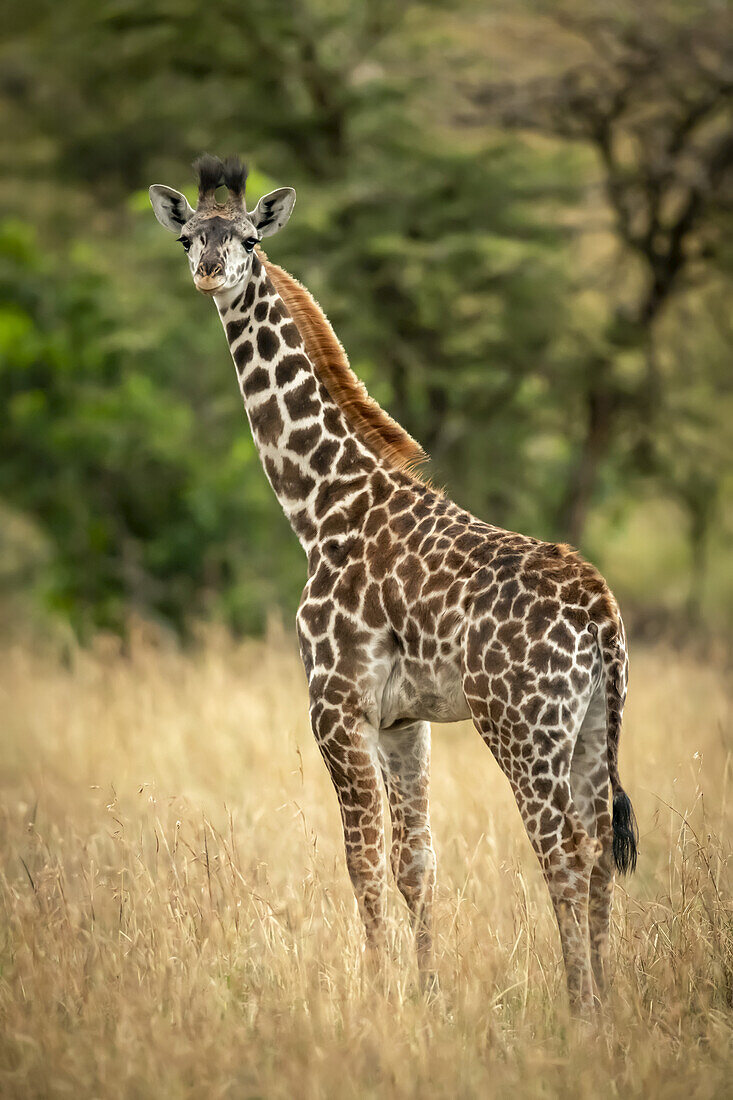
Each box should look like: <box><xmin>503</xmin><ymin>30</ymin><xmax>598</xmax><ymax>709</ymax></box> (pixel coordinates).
<box><xmin>215</xmin><ymin>253</ymin><xmax>383</xmax><ymax>552</ymax></box>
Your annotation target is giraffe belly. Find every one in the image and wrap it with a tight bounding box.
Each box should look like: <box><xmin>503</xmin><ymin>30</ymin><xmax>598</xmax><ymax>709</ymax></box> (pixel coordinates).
<box><xmin>379</xmin><ymin>657</ymin><xmax>471</xmax><ymax>728</ymax></box>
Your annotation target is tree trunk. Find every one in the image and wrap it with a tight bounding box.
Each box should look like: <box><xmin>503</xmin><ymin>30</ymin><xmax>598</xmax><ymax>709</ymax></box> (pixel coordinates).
<box><xmin>556</xmin><ymin>366</ymin><xmax>616</xmax><ymax>546</ymax></box>
<box><xmin>684</xmin><ymin>479</ymin><xmax>716</xmax><ymax>626</ymax></box>
<box><xmin>556</xmin><ymin>313</ymin><xmax>652</xmax><ymax>546</ymax></box>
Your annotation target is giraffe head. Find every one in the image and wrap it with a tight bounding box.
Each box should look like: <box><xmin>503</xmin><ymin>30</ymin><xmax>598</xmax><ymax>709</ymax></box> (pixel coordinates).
<box><xmin>149</xmin><ymin>155</ymin><xmax>295</xmax><ymax>296</ymax></box>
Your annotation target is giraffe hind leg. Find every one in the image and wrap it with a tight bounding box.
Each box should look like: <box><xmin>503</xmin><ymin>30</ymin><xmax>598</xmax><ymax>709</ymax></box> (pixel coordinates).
<box><xmin>570</xmin><ymin>683</ymin><xmax>615</xmax><ymax>998</ymax></box>
<box><xmin>478</xmin><ymin>713</ymin><xmax>597</xmax><ymax>1013</ymax></box>
<box><xmin>462</xmin><ymin>644</ymin><xmax>598</xmax><ymax>1013</ymax></box>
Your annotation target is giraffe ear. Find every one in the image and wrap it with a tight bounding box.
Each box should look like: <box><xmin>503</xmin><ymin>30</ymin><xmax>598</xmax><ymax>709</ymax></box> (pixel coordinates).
<box><xmin>149</xmin><ymin>185</ymin><xmax>195</xmax><ymax>233</ymax></box>
<box><xmin>249</xmin><ymin>187</ymin><xmax>296</xmax><ymax>238</ymax></box>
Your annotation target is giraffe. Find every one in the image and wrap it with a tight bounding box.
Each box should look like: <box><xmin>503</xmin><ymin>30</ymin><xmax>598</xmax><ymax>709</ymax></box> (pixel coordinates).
<box><xmin>149</xmin><ymin>155</ymin><xmax>638</xmax><ymax>1014</ymax></box>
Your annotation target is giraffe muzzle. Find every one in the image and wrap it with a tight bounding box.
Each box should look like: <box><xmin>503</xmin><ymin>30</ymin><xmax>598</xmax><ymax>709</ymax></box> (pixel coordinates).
<box><xmin>195</xmin><ymin>262</ymin><xmax>225</xmax><ymax>294</ymax></box>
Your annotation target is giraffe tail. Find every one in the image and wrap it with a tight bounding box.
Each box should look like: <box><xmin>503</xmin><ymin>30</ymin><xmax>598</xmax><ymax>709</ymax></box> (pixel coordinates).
<box><xmin>600</xmin><ymin>620</ymin><xmax>639</xmax><ymax>875</ymax></box>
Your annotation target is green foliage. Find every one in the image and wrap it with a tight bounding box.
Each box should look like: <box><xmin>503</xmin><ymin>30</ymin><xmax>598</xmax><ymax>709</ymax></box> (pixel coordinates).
<box><xmin>278</xmin><ymin>132</ymin><xmax>578</xmax><ymax>533</ymax></box>
<box><xmin>0</xmin><ymin>219</ymin><xmax>302</xmax><ymax>634</ymax></box>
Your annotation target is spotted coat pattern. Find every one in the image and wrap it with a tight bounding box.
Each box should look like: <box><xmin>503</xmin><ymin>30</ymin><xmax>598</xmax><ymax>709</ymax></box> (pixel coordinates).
<box><xmin>204</xmin><ymin>251</ymin><xmax>636</xmax><ymax>1012</ymax></box>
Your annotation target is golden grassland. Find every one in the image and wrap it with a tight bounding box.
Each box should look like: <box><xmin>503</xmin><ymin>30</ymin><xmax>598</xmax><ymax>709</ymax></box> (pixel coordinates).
<box><xmin>0</xmin><ymin>623</ymin><xmax>731</xmax><ymax>1099</ymax></box>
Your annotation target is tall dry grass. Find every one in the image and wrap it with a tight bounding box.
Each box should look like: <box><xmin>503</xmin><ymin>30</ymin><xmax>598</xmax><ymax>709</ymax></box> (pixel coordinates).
<box><xmin>0</xmin><ymin>622</ymin><xmax>731</xmax><ymax>1098</ymax></box>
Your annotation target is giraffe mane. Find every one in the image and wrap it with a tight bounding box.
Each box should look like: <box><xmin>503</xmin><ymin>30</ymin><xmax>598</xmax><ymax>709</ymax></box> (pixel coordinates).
<box><xmin>261</xmin><ymin>255</ymin><xmax>429</xmax><ymax>479</ymax></box>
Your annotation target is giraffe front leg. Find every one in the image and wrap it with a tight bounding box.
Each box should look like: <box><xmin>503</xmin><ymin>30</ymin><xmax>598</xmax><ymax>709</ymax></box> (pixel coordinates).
<box><xmin>378</xmin><ymin>722</ymin><xmax>437</xmax><ymax>991</ymax></box>
<box><xmin>310</xmin><ymin>693</ymin><xmax>388</xmax><ymax>963</ymax></box>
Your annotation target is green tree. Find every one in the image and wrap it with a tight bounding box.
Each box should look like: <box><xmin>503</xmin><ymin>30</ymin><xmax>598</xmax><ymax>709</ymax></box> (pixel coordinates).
<box><xmin>470</xmin><ymin>0</ymin><xmax>733</xmax><ymax>544</ymax></box>
<box><xmin>0</xmin><ymin>219</ymin><xmax>302</xmax><ymax>634</ymax></box>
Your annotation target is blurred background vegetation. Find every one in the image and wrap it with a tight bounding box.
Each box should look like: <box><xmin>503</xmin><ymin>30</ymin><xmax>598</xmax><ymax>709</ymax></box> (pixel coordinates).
<box><xmin>0</xmin><ymin>0</ymin><xmax>731</xmax><ymax>642</ymax></box>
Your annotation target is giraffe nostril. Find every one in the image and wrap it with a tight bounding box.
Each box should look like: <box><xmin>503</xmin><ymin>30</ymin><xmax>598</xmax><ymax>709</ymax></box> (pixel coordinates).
<box><xmin>197</xmin><ymin>261</ymin><xmax>223</xmax><ymax>280</ymax></box>
<box><xmin>198</xmin><ymin>254</ymin><xmax>221</xmax><ymax>270</ymax></box>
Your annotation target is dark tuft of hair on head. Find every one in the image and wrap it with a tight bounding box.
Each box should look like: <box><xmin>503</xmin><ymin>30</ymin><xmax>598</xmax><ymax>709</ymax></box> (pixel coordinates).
<box><xmin>192</xmin><ymin>153</ymin><xmax>247</xmax><ymax>205</ymax></box>
<box><xmin>221</xmin><ymin>156</ymin><xmax>248</xmax><ymax>199</ymax></box>
<box><xmin>193</xmin><ymin>153</ymin><xmax>224</xmax><ymax>201</ymax></box>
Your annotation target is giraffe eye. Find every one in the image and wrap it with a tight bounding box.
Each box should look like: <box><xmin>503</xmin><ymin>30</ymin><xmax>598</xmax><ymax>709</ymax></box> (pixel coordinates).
<box><xmin>244</xmin><ymin>237</ymin><xmax>258</xmax><ymax>253</ymax></box>
<box><xmin>178</xmin><ymin>236</ymin><xmax>191</xmax><ymax>252</ymax></box>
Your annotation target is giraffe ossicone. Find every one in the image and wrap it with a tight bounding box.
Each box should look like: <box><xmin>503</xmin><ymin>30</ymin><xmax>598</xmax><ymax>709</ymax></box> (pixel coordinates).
<box><xmin>149</xmin><ymin>155</ymin><xmax>638</xmax><ymax>1014</ymax></box>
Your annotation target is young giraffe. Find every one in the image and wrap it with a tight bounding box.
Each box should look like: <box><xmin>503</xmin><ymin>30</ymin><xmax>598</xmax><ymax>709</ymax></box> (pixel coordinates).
<box><xmin>150</xmin><ymin>155</ymin><xmax>638</xmax><ymax>1013</ymax></box>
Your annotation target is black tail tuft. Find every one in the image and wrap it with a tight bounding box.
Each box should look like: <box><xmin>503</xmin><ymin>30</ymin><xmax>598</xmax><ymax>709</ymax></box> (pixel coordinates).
<box><xmin>612</xmin><ymin>789</ymin><xmax>639</xmax><ymax>875</ymax></box>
